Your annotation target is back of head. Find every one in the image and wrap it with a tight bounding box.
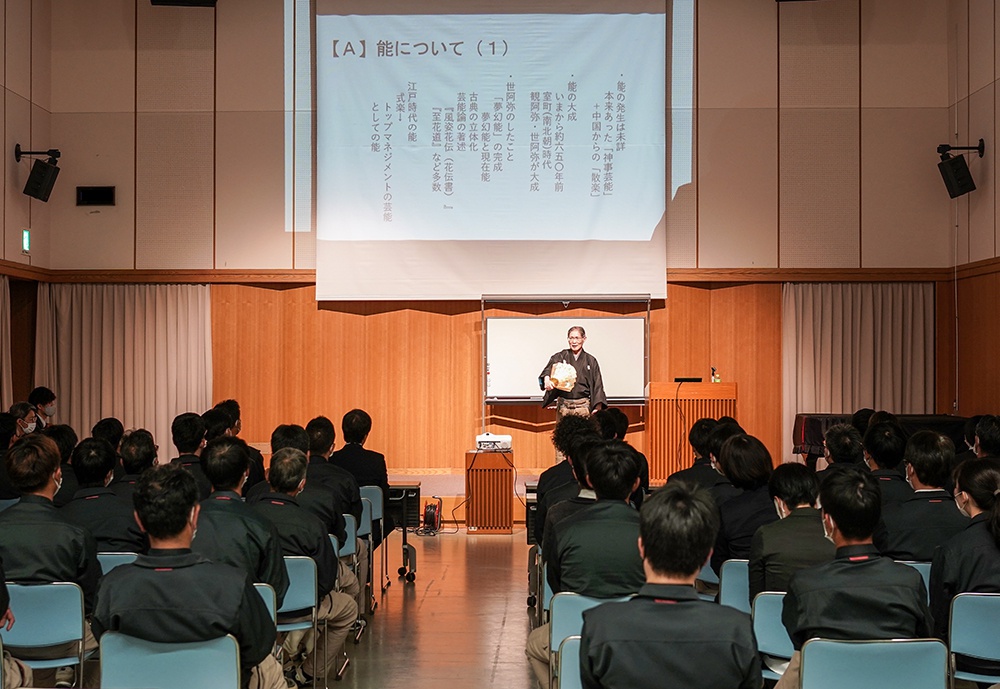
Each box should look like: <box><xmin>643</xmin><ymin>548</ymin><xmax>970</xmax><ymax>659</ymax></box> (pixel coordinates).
<box><xmin>268</xmin><ymin>447</ymin><xmax>308</xmax><ymax>494</ymax></box>
<box><xmin>850</xmin><ymin>408</ymin><xmax>876</xmax><ymax>436</ymax></box>
<box><xmin>591</xmin><ymin>409</ymin><xmax>618</xmax><ymax>440</ymax></box>
<box><xmin>306</xmin><ymin>416</ymin><xmax>336</xmax><ymax>454</ymax></box>
<box><xmin>567</xmin><ymin>436</ymin><xmax>604</xmax><ymax>486</ymax></box>
<box><xmin>551</xmin><ymin>413</ymin><xmax>597</xmax><ymax>458</ymax></box>
<box><xmin>706</xmin><ymin>422</ymin><xmax>744</xmax><ymax>462</ymax></box>
<box><xmin>819</xmin><ymin>465</ymin><xmax>881</xmax><ymax>540</ymax></box>
<box><xmin>964</xmin><ymin>415</ymin><xmax>984</xmax><ymax>450</ymax></box>
<box><xmin>608</xmin><ymin>408</ymin><xmax>630</xmax><ymax>440</ymax></box>
<box><xmin>640</xmin><ymin>481</ymin><xmax>719</xmax><ymax>577</ymax></box>
<box><xmin>120</xmin><ymin>429</ymin><xmax>158</xmax><ymax>475</ymax></box>
<box><xmin>134</xmin><ymin>464</ymin><xmax>198</xmax><ymax>540</ymax></box>
<box><xmin>341</xmin><ymin>409</ymin><xmax>373</xmax><ymax>444</ymax></box>
<box><xmin>769</xmin><ymin>462</ymin><xmax>819</xmax><ymax>506</ymax></box>
<box><xmin>585</xmin><ymin>440</ymin><xmax>639</xmax><ymax>500</ymax></box>
<box><xmin>863</xmin><ymin>421</ymin><xmax>907</xmax><ymax>470</ymax></box>
<box><xmin>5</xmin><ymin>434</ymin><xmax>61</xmax><ymax>493</ymax></box>
<box><xmin>72</xmin><ymin>438</ymin><xmax>118</xmax><ymax>486</ymax></box>
<box><xmin>688</xmin><ymin>417</ymin><xmax>719</xmax><ymax>459</ymax></box>
<box><xmin>213</xmin><ymin>399</ymin><xmax>241</xmax><ymax>426</ymax></box>
<box><xmin>955</xmin><ymin>458</ymin><xmax>1000</xmax><ymax>549</ymax></box>
<box><xmin>904</xmin><ymin>431</ymin><xmax>953</xmax><ymax>489</ymax></box>
<box><xmin>9</xmin><ymin>401</ymin><xmax>33</xmax><ymax>422</ymax></box>
<box><xmin>28</xmin><ymin>386</ymin><xmax>56</xmax><ymax>408</ymax></box>
<box><xmin>270</xmin><ymin>424</ymin><xmax>309</xmax><ymax>454</ymax></box>
<box><xmin>201</xmin><ymin>408</ymin><xmax>233</xmax><ymax>442</ymax></box>
<box><xmin>976</xmin><ymin>415</ymin><xmax>1000</xmax><ymax>457</ymax></box>
<box><xmin>40</xmin><ymin>424</ymin><xmax>79</xmax><ymax>463</ymax></box>
<box><xmin>92</xmin><ymin>417</ymin><xmax>126</xmax><ymax>450</ymax></box>
<box><xmin>0</xmin><ymin>412</ymin><xmax>17</xmax><ymax>450</ymax></box>
<box><xmin>824</xmin><ymin>423</ymin><xmax>864</xmax><ymax>465</ymax></box>
<box><xmin>171</xmin><ymin>413</ymin><xmax>206</xmax><ymax>454</ymax></box>
<box><xmin>203</xmin><ymin>436</ymin><xmax>250</xmax><ymax>491</ymax></box>
<box><xmin>718</xmin><ymin>434</ymin><xmax>773</xmax><ymax>490</ymax></box>
<box><xmin>868</xmin><ymin>410</ymin><xmax>899</xmax><ymax>428</ymax></box>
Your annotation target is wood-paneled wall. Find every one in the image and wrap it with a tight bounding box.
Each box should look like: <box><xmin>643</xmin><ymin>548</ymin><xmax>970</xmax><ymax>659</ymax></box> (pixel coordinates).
<box><xmin>211</xmin><ymin>282</ymin><xmax>783</xmax><ymax>474</ymax></box>
<box><xmin>939</xmin><ymin>266</ymin><xmax>1000</xmax><ymax>415</ymax></box>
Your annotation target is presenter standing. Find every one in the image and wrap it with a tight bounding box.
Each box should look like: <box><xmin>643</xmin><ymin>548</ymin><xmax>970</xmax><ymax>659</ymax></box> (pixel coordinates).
<box><xmin>539</xmin><ymin>326</ymin><xmax>608</xmax><ymax>417</ymax></box>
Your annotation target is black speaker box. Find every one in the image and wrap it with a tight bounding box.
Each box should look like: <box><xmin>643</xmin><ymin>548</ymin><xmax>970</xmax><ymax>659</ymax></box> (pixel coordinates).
<box><xmin>938</xmin><ymin>155</ymin><xmax>977</xmax><ymax>199</ymax></box>
<box><xmin>387</xmin><ymin>485</ymin><xmax>422</xmax><ymax>529</ymax></box>
<box><xmin>150</xmin><ymin>0</ymin><xmax>216</xmax><ymax>6</ymax></box>
<box><xmin>23</xmin><ymin>159</ymin><xmax>60</xmax><ymax>202</ymax></box>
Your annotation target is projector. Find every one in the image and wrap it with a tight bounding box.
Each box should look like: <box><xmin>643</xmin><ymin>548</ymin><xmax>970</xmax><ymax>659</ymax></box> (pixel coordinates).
<box><xmin>476</xmin><ymin>433</ymin><xmax>512</xmax><ymax>451</ymax></box>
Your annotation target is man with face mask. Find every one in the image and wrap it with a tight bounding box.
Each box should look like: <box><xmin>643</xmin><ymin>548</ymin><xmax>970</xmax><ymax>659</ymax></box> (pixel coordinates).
<box><xmin>27</xmin><ymin>387</ymin><xmax>57</xmax><ymax>431</ymax></box>
<box><xmin>7</xmin><ymin>403</ymin><xmax>37</xmax><ymax>439</ymax></box>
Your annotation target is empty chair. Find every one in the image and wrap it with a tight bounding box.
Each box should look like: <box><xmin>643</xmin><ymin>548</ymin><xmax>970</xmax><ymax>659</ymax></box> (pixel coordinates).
<box><xmin>97</xmin><ymin>552</ymin><xmax>139</xmax><ymax>575</ymax></box>
<box><xmin>719</xmin><ymin>559</ymin><xmax>750</xmax><ymax>613</ymax></box>
<box><xmin>751</xmin><ymin>592</ymin><xmax>793</xmax><ymax>681</ymax></box>
<box><xmin>949</xmin><ymin>592</ymin><xmax>1000</xmax><ymax>688</ymax></box>
<box><xmin>799</xmin><ymin>638</ymin><xmax>947</xmax><ymax>689</ymax></box>
<box><xmin>100</xmin><ymin>631</ymin><xmax>239</xmax><ymax>689</ymax></box>
<box><xmin>558</xmin><ymin>636</ymin><xmax>583</xmax><ymax>689</ymax></box>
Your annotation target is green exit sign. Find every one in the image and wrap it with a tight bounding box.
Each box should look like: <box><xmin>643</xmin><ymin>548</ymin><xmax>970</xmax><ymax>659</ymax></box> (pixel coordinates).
<box><xmin>21</xmin><ymin>229</ymin><xmax>29</xmax><ymax>253</ymax></box>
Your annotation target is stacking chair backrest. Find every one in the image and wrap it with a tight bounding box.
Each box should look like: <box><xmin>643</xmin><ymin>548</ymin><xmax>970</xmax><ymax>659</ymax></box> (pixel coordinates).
<box><xmin>557</xmin><ymin>636</ymin><xmax>583</xmax><ymax>689</ymax></box>
<box><xmin>0</xmin><ymin>498</ymin><xmax>18</xmax><ymax>512</ymax></box>
<box><xmin>276</xmin><ymin>556</ymin><xmax>318</xmax><ymax>626</ymax></box>
<box><xmin>339</xmin><ymin>515</ymin><xmax>358</xmax><ymax>558</ymax></box>
<box><xmin>718</xmin><ymin>559</ymin><xmax>750</xmax><ymax>613</ymax></box>
<box><xmin>799</xmin><ymin>638</ymin><xmax>948</xmax><ymax>689</ymax></box>
<box><xmin>751</xmin><ymin>592</ymin><xmax>793</xmax><ymax>681</ymax></box>
<box><xmin>896</xmin><ymin>561</ymin><xmax>932</xmax><ymax>601</ymax></box>
<box><xmin>949</xmin><ymin>592</ymin><xmax>1000</xmax><ymax>686</ymax></box>
<box><xmin>358</xmin><ymin>498</ymin><xmax>373</xmax><ymax>539</ymax></box>
<box><xmin>254</xmin><ymin>582</ymin><xmax>277</xmax><ymax>623</ymax></box>
<box><xmin>100</xmin><ymin>631</ymin><xmax>240</xmax><ymax>689</ymax></box>
<box><xmin>97</xmin><ymin>552</ymin><xmax>139</xmax><ymax>575</ymax></box>
<box><xmin>4</xmin><ymin>582</ymin><xmax>90</xmax><ymax>674</ymax></box>
<box><xmin>695</xmin><ymin>562</ymin><xmax>718</xmax><ymax>601</ymax></box>
<box><xmin>549</xmin><ymin>592</ymin><xmax>629</xmax><ymax>687</ymax></box>
<box><xmin>360</xmin><ymin>486</ymin><xmax>384</xmax><ymax>524</ymax></box>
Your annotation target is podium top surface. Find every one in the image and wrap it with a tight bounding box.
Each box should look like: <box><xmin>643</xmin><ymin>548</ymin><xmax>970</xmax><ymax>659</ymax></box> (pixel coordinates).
<box><xmin>647</xmin><ymin>382</ymin><xmax>737</xmax><ymax>399</ymax></box>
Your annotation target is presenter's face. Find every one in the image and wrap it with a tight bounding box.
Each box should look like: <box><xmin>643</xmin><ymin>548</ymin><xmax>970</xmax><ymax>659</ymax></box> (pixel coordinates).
<box><xmin>568</xmin><ymin>332</ymin><xmax>585</xmax><ymax>354</ymax></box>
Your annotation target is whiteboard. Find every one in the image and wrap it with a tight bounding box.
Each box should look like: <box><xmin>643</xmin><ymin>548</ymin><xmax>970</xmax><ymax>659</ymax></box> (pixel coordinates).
<box><xmin>485</xmin><ymin>318</ymin><xmax>647</xmax><ymax>402</ymax></box>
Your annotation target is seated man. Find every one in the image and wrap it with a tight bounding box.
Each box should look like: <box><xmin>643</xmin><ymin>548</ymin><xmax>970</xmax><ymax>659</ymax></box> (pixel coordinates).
<box><xmin>874</xmin><ymin>431</ymin><xmax>967</xmax><ymax>561</ymax></box>
<box><xmin>580</xmin><ymin>482</ymin><xmax>762</xmax><ymax>689</ymax></box>
<box><xmin>329</xmin><ymin>409</ymin><xmax>394</xmax><ymax>547</ymax></box>
<box><xmin>814</xmin><ymin>423</ymin><xmax>865</xmax><ymax>483</ymax></box>
<box><xmin>40</xmin><ymin>424</ymin><xmax>79</xmax><ymax>507</ymax></box>
<box><xmin>667</xmin><ymin>417</ymin><xmax>720</xmax><ymax>490</ymax></box>
<box><xmin>169</xmin><ymin>412</ymin><xmax>212</xmax><ymax>500</ymax></box>
<box><xmin>776</xmin><ymin>466</ymin><xmax>932</xmax><ymax>689</ymax></box>
<box><xmin>60</xmin><ymin>438</ymin><xmax>147</xmax><ymax>553</ymax></box>
<box><xmin>863</xmin><ymin>421</ymin><xmax>913</xmax><ymax>506</ymax></box>
<box><xmin>540</xmin><ymin>435</ymin><xmax>603</xmax><ymax>560</ymax></box>
<box><xmin>212</xmin><ymin>400</ymin><xmax>266</xmax><ymax>495</ymax></box>
<box><xmin>111</xmin><ymin>429</ymin><xmax>158</xmax><ymax>503</ymax></box>
<box><xmin>192</xmin><ymin>436</ymin><xmax>289</xmax><ymax>608</ymax></box>
<box><xmin>91</xmin><ymin>465</ymin><xmax>284</xmax><ymax>689</ymax></box>
<box><xmin>252</xmin><ymin>448</ymin><xmax>358</xmax><ymax>685</ymax></box>
<box><xmin>534</xmin><ymin>414</ymin><xmax>598</xmax><ymax>546</ymax></box>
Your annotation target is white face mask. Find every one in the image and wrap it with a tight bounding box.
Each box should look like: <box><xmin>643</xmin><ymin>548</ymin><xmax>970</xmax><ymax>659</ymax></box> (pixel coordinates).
<box><xmin>55</xmin><ymin>477</ymin><xmax>63</xmax><ymax>494</ymax></box>
<box><xmin>21</xmin><ymin>421</ymin><xmax>36</xmax><ymax>434</ymax></box>
<box><xmin>774</xmin><ymin>499</ymin><xmax>788</xmax><ymax>520</ymax></box>
<box><xmin>955</xmin><ymin>491</ymin><xmax>971</xmax><ymax>518</ymax></box>
<box><xmin>42</xmin><ymin>403</ymin><xmax>56</xmax><ymax>417</ymax></box>
<box><xmin>822</xmin><ymin>514</ymin><xmax>835</xmax><ymax>544</ymax></box>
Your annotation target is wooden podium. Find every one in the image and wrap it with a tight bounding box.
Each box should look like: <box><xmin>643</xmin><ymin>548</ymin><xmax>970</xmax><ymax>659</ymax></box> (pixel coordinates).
<box><xmin>647</xmin><ymin>382</ymin><xmax>737</xmax><ymax>482</ymax></box>
<box><xmin>465</xmin><ymin>450</ymin><xmax>513</xmax><ymax>534</ymax></box>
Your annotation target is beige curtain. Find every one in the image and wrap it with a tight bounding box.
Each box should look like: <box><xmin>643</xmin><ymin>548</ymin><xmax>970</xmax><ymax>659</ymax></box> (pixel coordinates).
<box><xmin>781</xmin><ymin>283</ymin><xmax>934</xmax><ymax>461</ymax></box>
<box><xmin>0</xmin><ymin>276</ymin><xmax>12</xmax><ymax>410</ymax></box>
<box><xmin>34</xmin><ymin>283</ymin><xmax>213</xmax><ymax>452</ymax></box>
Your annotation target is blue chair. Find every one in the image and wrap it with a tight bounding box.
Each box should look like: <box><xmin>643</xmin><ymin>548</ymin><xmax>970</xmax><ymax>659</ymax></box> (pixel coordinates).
<box><xmin>100</xmin><ymin>632</ymin><xmax>240</xmax><ymax>689</ymax></box>
<box><xmin>276</xmin><ymin>556</ymin><xmax>318</xmax><ymax>689</ymax></box>
<box><xmin>97</xmin><ymin>552</ymin><xmax>139</xmax><ymax>575</ymax></box>
<box><xmin>695</xmin><ymin>562</ymin><xmax>719</xmax><ymax>602</ymax></box>
<box><xmin>719</xmin><ymin>559</ymin><xmax>750</xmax><ymax>613</ymax></box>
<box><xmin>338</xmin><ymin>515</ymin><xmax>358</xmax><ymax>561</ymax></box>
<box><xmin>897</xmin><ymin>561</ymin><xmax>931</xmax><ymax>602</ymax></box>
<box><xmin>360</xmin><ymin>485</ymin><xmax>388</xmax><ymax>593</ymax></box>
<box><xmin>548</xmin><ymin>592</ymin><xmax>629</xmax><ymax>688</ymax></box>
<box><xmin>557</xmin><ymin>635</ymin><xmax>583</xmax><ymax>689</ymax></box>
<box><xmin>799</xmin><ymin>638</ymin><xmax>947</xmax><ymax>689</ymax></box>
<box><xmin>254</xmin><ymin>582</ymin><xmax>276</xmax><ymax>623</ymax></box>
<box><xmin>751</xmin><ymin>592</ymin><xmax>793</xmax><ymax>681</ymax></box>
<box><xmin>3</xmin><ymin>582</ymin><xmax>93</xmax><ymax>685</ymax></box>
<box><xmin>0</xmin><ymin>498</ymin><xmax>18</xmax><ymax>512</ymax></box>
<box><xmin>540</xmin><ymin>561</ymin><xmax>554</xmax><ymax>625</ymax></box>
<box><xmin>949</xmin><ymin>592</ymin><xmax>1000</xmax><ymax>688</ymax></box>
<box><xmin>358</xmin><ymin>497</ymin><xmax>375</xmax><ymax>612</ymax></box>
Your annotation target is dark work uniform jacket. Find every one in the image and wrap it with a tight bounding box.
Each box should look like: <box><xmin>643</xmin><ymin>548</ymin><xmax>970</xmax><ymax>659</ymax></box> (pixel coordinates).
<box><xmin>242</xmin><ymin>445</ymin><xmax>267</xmax><ymax>497</ymax></box>
<box><xmin>171</xmin><ymin>454</ymin><xmax>212</xmax><ymax>501</ymax></box>
<box><xmin>534</xmin><ymin>459</ymin><xmax>576</xmax><ymax>545</ymax></box>
<box><xmin>712</xmin><ymin>485</ymin><xmax>779</xmax><ymax>574</ymax></box>
<box><xmin>0</xmin><ymin>494</ymin><xmax>102</xmax><ymax>613</ymax></box>
<box><xmin>329</xmin><ymin>444</ymin><xmax>394</xmax><ymax>546</ymax></box>
<box><xmin>246</xmin><ymin>480</ymin><xmax>347</xmax><ymax>546</ymax></box>
<box><xmin>0</xmin><ymin>452</ymin><xmax>18</xmax><ymax>499</ymax></box>
<box><xmin>192</xmin><ymin>491</ymin><xmax>290</xmax><ymax>608</ymax></box>
<box><xmin>581</xmin><ymin>584</ymin><xmax>762</xmax><ymax>689</ymax></box>
<box><xmin>548</xmin><ymin>500</ymin><xmax>644</xmax><ymax>597</ymax></box>
<box><xmin>871</xmin><ymin>468</ymin><xmax>914</xmax><ymax>506</ymax></box>
<box><xmin>814</xmin><ymin>461</ymin><xmax>857</xmax><ymax>486</ymax></box>
<box><xmin>748</xmin><ymin>506</ymin><xmax>835</xmax><ymax>602</ymax></box>
<box><xmin>874</xmin><ymin>489</ymin><xmax>968</xmax><ymax>561</ymax></box>
<box><xmin>109</xmin><ymin>473</ymin><xmax>142</xmax><ymax>504</ymax></box>
<box><xmin>668</xmin><ymin>457</ymin><xmax>720</xmax><ymax>491</ymax></box>
<box><xmin>541</xmin><ymin>491</ymin><xmax>596</xmax><ymax>562</ymax></box>
<box><xmin>91</xmin><ymin>548</ymin><xmax>275</xmax><ymax>689</ymax></box>
<box><xmin>0</xmin><ymin>557</ymin><xmax>8</xmax><ymax>612</ymax></box>
<box><xmin>52</xmin><ymin>462</ymin><xmax>80</xmax><ymax>507</ymax></box>
<box><xmin>781</xmin><ymin>544</ymin><xmax>932</xmax><ymax>651</ymax></box>
<box><xmin>251</xmin><ymin>492</ymin><xmax>339</xmax><ymax>602</ymax></box>
<box><xmin>60</xmin><ymin>487</ymin><xmax>147</xmax><ymax>553</ymax></box>
<box><xmin>539</xmin><ymin>349</ymin><xmax>607</xmax><ymax>411</ymax></box>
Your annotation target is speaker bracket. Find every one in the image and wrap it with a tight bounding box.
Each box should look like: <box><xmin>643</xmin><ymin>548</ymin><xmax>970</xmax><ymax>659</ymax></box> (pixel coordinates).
<box><xmin>14</xmin><ymin>143</ymin><xmax>61</xmax><ymax>164</ymax></box>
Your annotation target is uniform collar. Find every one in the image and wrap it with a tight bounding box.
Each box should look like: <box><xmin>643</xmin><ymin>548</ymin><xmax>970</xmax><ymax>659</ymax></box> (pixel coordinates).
<box><xmin>258</xmin><ymin>491</ymin><xmax>299</xmax><ymax>507</ymax></box>
<box><xmin>637</xmin><ymin>583</ymin><xmax>699</xmax><ymax>602</ymax></box>
<box><xmin>209</xmin><ymin>490</ymin><xmax>242</xmax><ymax>501</ymax></box>
<box><xmin>72</xmin><ymin>486</ymin><xmax>116</xmax><ymax>500</ymax></box>
<box><xmin>834</xmin><ymin>543</ymin><xmax>880</xmax><ymax>562</ymax></box>
<box><xmin>18</xmin><ymin>493</ymin><xmax>55</xmax><ymax>507</ymax></box>
<box><xmin>135</xmin><ymin>548</ymin><xmax>208</xmax><ymax>570</ymax></box>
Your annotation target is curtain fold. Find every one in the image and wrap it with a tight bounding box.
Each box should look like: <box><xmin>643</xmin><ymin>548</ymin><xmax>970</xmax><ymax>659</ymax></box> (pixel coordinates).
<box><xmin>781</xmin><ymin>283</ymin><xmax>934</xmax><ymax>460</ymax></box>
<box><xmin>0</xmin><ymin>276</ymin><xmax>11</xmax><ymax>410</ymax></box>
<box><xmin>33</xmin><ymin>283</ymin><xmax>212</xmax><ymax>452</ymax></box>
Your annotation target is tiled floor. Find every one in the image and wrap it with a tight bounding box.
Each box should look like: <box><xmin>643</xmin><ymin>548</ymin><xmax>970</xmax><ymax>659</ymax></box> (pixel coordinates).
<box><xmin>341</xmin><ymin>528</ymin><xmax>537</xmax><ymax>689</ymax></box>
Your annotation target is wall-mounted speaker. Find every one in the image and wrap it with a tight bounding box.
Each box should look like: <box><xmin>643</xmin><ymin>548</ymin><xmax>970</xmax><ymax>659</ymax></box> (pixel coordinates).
<box><xmin>938</xmin><ymin>156</ymin><xmax>977</xmax><ymax>199</ymax></box>
<box><xmin>23</xmin><ymin>159</ymin><xmax>60</xmax><ymax>203</ymax></box>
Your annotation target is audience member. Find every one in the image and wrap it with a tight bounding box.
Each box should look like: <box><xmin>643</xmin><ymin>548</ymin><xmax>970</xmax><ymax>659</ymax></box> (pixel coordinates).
<box><xmin>192</xmin><ymin>436</ymin><xmax>289</xmax><ymax>608</ymax></box>
<box><xmin>540</xmin><ymin>435</ymin><xmax>603</xmax><ymax>562</ymax></box>
<box><xmin>949</xmin><ymin>414</ymin><xmax>982</xmax><ymax>493</ymax></box>
<box><xmin>40</xmin><ymin>424</ymin><xmax>80</xmax><ymax>507</ymax></box>
<box><xmin>874</xmin><ymin>431</ymin><xmax>967</xmax><ymax>561</ymax></box>
<box><xmin>704</xmin><ymin>422</ymin><xmax>745</xmax><ymax>508</ymax></box>
<box><xmin>27</xmin><ymin>386</ymin><xmax>57</xmax><ymax>431</ymax></box>
<box><xmin>91</xmin><ymin>464</ymin><xmax>285</xmax><ymax>689</ymax></box>
<box><xmin>330</xmin><ymin>409</ymin><xmax>395</xmax><ymax>547</ymax></box>
<box><xmin>533</xmin><ymin>414</ymin><xmax>597</xmax><ymax>545</ymax></box>
<box><xmin>170</xmin><ymin>412</ymin><xmax>211</xmax><ymax>500</ymax></box>
<box><xmin>711</xmin><ymin>434</ymin><xmax>778</xmax><ymax>574</ymax></box>
<box><xmin>91</xmin><ymin>417</ymin><xmax>125</xmax><ymax>453</ymax></box>
<box><xmin>814</xmin><ymin>423</ymin><xmax>863</xmax><ymax>482</ymax></box>
<box><xmin>252</xmin><ymin>448</ymin><xmax>358</xmax><ymax>686</ymax></box>
<box><xmin>213</xmin><ymin>399</ymin><xmax>266</xmax><ymax>494</ymax></box>
<box><xmin>974</xmin><ymin>414</ymin><xmax>1000</xmax><ymax>458</ymax></box>
<box><xmin>929</xmin><ymin>457</ymin><xmax>1000</xmax><ymax>678</ymax></box>
<box><xmin>112</xmin><ymin>428</ymin><xmax>157</xmax><ymax>502</ymax></box>
<box><xmin>0</xmin><ymin>413</ymin><xmax>17</xmax><ymax>500</ymax></box>
<box><xmin>867</xmin><ymin>410</ymin><xmax>899</xmax><ymax>428</ymax></box>
<box><xmin>593</xmin><ymin>408</ymin><xmax>648</xmax><ymax>508</ymax></box>
<box><xmin>776</xmin><ymin>466</ymin><xmax>931</xmax><ymax>689</ymax></box>
<box><xmin>850</xmin><ymin>407</ymin><xmax>876</xmax><ymax>437</ymax></box>
<box><xmin>202</xmin><ymin>407</ymin><xmax>232</xmax><ymax>443</ymax></box>
<box><xmin>60</xmin><ymin>438</ymin><xmax>146</xmax><ymax>553</ymax></box>
<box><xmin>8</xmin><ymin>403</ymin><xmax>36</xmax><ymax>440</ymax></box>
<box><xmin>748</xmin><ymin>462</ymin><xmax>833</xmax><ymax>601</ymax></box>
<box><xmin>667</xmin><ymin>417</ymin><xmax>720</xmax><ymax>490</ymax></box>
<box><xmin>580</xmin><ymin>482</ymin><xmax>762</xmax><ymax>689</ymax></box>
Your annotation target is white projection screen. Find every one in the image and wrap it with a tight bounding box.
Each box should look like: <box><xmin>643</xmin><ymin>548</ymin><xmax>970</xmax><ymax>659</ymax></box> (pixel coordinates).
<box><xmin>313</xmin><ymin>1</ymin><xmax>667</xmax><ymax>301</ymax></box>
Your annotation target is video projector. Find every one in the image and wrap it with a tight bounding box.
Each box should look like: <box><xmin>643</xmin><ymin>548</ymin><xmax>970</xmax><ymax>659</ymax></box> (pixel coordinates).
<box><xmin>476</xmin><ymin>433</ymin><xmax>512</xmax><ymax>451</ymax></box>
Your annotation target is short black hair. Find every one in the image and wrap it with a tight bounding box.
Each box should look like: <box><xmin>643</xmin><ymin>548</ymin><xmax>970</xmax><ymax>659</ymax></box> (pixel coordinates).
<box><xmin>592</xmin><ymin>409</ymin><xmax>618</xmax><ymax>440</ymax></box>
<box><xmin>567</xmin><ymin>436</ymin><xmax>603</xmax><ymax>485</ymax></box>
<box><xmin>608</xmin><ymin>408</ymin><xmax>630</xmax><ymax>440</ymax></box>
<box><xmin>341</xmin><ymin>409</ymin><xmax>373</xmax><ymax>444</ymax></box>
<box><xmin>768</xmin><ymin>462</ymin><xmax>819</xmax><ymax>506</ymax></box>
<box><xmin>904</xmin><ymin>431</ymin><xmax>953</xmax><ymax>488</ymax></box>
<box><xmin>718</xmin><ymin>434</ymin><xmax>773</xmax><ymax>490</ymax></box>
<box><xmin>868</xmin><ymin>410</ymin><xmax>899</xmax><ymax>428</ymax></box>
<box><xmin>268</xmin><ymin>447</ymin><xmax>308</xmax><ymax>493</ymax></box>
<box><xmin>213</xmin><ymin>399</ymin><xmax>241</xmax><ymax>424</ymax></box>
<box><xmin>28</xmin><ymin>386</ymin><xmax>56</xmax><ymax>407</ymax></box>
<box><xmin>639</xmin><ymin>481</ymin><xmax>719</xmax><ymax>577</ymax></box>
<box><xmin>6</xmin><ymin>434</ymin><xmax>61</xmax><ymax>493</ymax></box>
<box><xmin>134</xmin><ymin>464</ymin><xmax>198</xmax><ymax>540</ymax></box>
<box><xmin>71</xmin><ymin>438</ymin><xmax>118</xmax><ymax>487</ymax></box>
<box><xmin>551</xmin><ymin>414</ymin><xmax>597</xmax><ymax>458</ymax></box>
<box><xmin>976</xmin><ymin>415</ymin><xmax>1000</xmax><ymax>457</ymax></box>
<box><xmin>171</xmin><ymin>413</ymin><xmax>206</xmax><ymax>454</ymax></box>
<box><xmin>202</xmin><ymin>436</ymin><xmax>250</xmax><ymax>491</ymax></box>
<box><xmin>850</xmin><ymin>408</ymin><xmax>876</xmax><ymax>436</ymax></box>
<box><xmin>824</xmin><ymin>424</ymin><xmax>864</xmax><ymax>465</ymax></box>
<box><xmin>92</xmin><ymin>417</ymin><xmax>125</xmax><ymax>450</ymax></box>
<box><xmin>706</xmin><ymin>422</ymin><xmax>743</xmax><ymax>460</ymax></box>
<box><xmin>120</xmin><ymin>429</ymin><xmax>157</xmax><ymax>475</ymax></box>
<box><xmin>585</xmin><ymin>440</ymin><xmax>639</xmax><ymax>501</ymax></box>
<box><xmin>688</xmin><ymin>418</ymin><xmax>719</xmax><ymax>459</ymax></box>
<box><xmin>819</xmin><ymin>465</ymin><xmax>881</xmax><ymax>540</ymax></box>
<box><xmin>863</xmin><ymin>422</ymin><xmax>907</xmax><ymax>470</ymax></box>
<box><xmin>270</xmin><ymin>424</ymin><xmax>309</xmax><ymax>454</ymax></box>
<box><xmin>964</xmin><ymin>415</ymin><xmax>984</xmax><ymax>449</ymax></box>
<box><xmin>201</xmin><ymin>408</ymin><xmax>232</xmax><ymax>442</ymax></box>
<box><xmin>40</xmin><ymin>424</ymin><xmax>79</xmax><ymax>463</ymax></box>
<box><xmin>306</xmin><ymin>416</ymin><xmax>336</xmax><ymax>454</ymax></box>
